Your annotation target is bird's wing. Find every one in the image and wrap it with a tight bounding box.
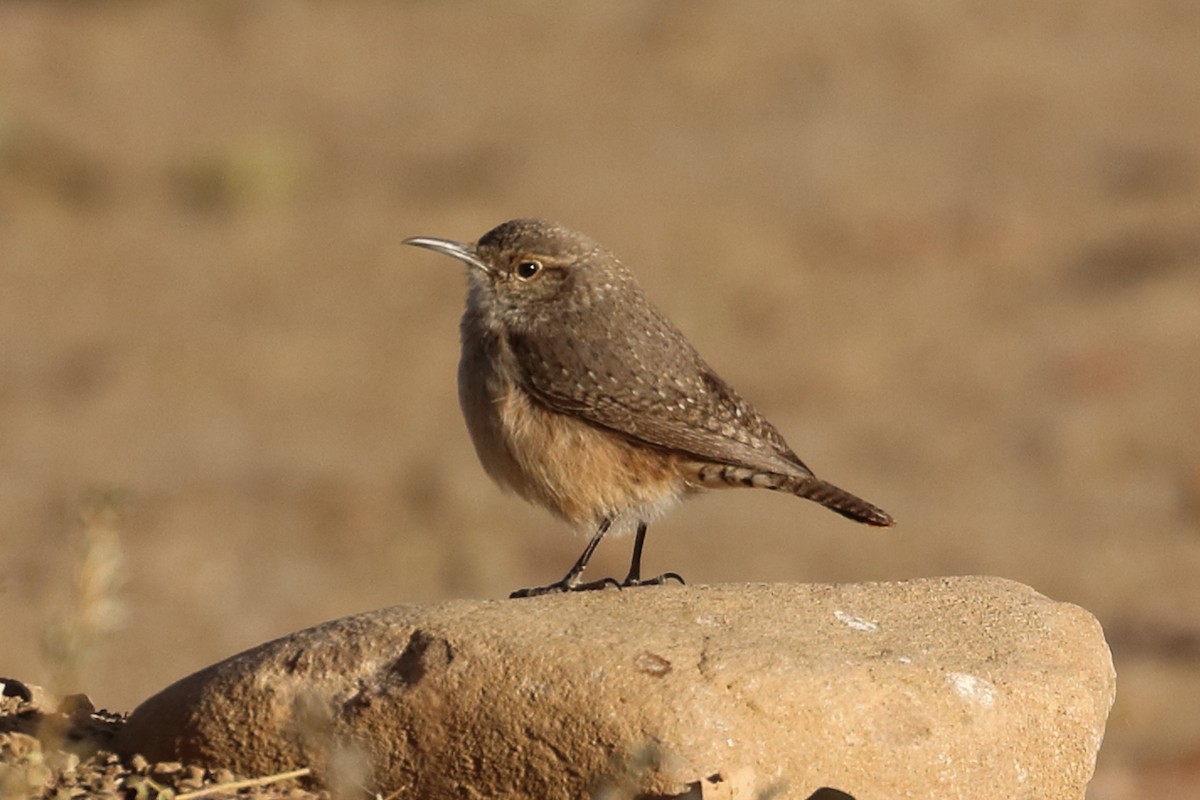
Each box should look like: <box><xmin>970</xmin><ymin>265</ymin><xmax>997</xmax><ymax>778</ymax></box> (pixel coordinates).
<box><xmin>507</xmin><ymin>327</ymin><xmax>813</xmax><ymax>478</ymax></box>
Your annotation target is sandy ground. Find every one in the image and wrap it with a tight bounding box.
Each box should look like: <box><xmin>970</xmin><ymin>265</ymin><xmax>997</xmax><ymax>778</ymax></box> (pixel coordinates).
<box><xmin>1</xmin><ymin>2</ymin><xmax>1198</xmax><ymax>797</ymax></box>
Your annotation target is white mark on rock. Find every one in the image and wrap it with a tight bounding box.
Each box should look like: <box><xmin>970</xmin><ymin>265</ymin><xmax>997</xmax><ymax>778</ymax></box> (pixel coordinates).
<box><xmin>897</xmin><ymin>655</ymin><xmax>913</xmax><ymax>664</ymax></box>
<box><xmin>948</xmin><ymin>672</ymin><xmax>996</xmax><ymax>708</ymax></box>
<box><xmin>834</xmin><ymin>610</ymin><xmax>878</xmax><ymax>632</ymax></box>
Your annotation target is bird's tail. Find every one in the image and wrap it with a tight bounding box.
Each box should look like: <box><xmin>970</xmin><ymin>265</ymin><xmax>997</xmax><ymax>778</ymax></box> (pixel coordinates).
<box><xmin>785</xmin><ymin>475</ymin><xmax>895</xmax><ymax>527</ymax></box>
<box><xmin>693</xmin><ymin>463</ymin><xmax>895</xmax><ymax>527</ymax></box>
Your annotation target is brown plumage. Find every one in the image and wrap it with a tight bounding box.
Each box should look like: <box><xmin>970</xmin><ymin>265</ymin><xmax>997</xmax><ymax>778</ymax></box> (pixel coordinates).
<box><xmin>404</xmin><ymin>218</ymin><xmax>893</xmax><ymax>597</ymax></box>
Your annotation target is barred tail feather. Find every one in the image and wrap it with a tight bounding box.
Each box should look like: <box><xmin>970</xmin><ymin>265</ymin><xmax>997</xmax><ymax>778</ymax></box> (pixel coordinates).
<box><xmin>786</xmin><ymin>476</ymin><xmax>894</xmax><ymax>527</ymax></box>
<box><xmin>693</xmin><ymin>463</ymin><xmax>894</xmax><ymax>527</ymax></box>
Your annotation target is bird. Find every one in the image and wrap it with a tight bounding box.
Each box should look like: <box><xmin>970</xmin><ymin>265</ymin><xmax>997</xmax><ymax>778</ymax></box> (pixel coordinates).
<box><xmin>403</xmin><ymin>219</ymin><xmax>893</xmax><ymax>597</ymax></box>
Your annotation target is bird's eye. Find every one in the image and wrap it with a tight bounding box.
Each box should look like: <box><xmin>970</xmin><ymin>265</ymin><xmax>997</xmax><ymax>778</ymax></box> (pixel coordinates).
<box><xmin>516</xmin><ymin>260</ymin><xmax>542</xmax><ymax>279</ymax></box>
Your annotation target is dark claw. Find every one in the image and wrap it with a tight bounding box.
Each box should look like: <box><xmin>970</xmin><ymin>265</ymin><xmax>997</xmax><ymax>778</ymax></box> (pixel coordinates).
<box><xmin>509</xmin><ymin>576</ymin><xmax>621</xmax><ymax>599</ymax></box>
<box><xmin>622</xmin><ymin>572</ymin><xmax>686</xmax><ymax>588</ymax></box>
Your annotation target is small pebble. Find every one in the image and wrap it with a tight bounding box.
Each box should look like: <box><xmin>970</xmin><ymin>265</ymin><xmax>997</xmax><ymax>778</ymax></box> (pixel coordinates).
<box><xmin>178</xmin><ymin>764</ymin><xmax>206</xmax><ymax>790</ymax></box>
<box><xmin>58</xmin><ymin>694</ymin><xmax>95</xmax><ymax>717</ymax></box>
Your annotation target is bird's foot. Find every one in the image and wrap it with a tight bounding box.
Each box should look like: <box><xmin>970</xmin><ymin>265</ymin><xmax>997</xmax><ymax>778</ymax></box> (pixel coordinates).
<box><xmin>621</xmin><ymin>571</ymin><xmax>686</xmax><ymax>588</ymax></box>
<box><xmin>509</xmin><ymin>576</ymin><xmax>621</xmax><ymax>599</ymax></box>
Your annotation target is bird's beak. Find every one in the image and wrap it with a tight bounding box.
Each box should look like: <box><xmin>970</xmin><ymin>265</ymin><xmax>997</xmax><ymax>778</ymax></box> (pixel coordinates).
<box><xmin>402</xmin><ymin>236</ymin><xmax>493</xmax><ymax>274</ymax></box>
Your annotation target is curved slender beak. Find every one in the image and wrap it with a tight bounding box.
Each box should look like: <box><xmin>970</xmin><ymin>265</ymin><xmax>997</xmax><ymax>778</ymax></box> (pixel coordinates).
<box><xmin>402</xmin><ymin>235</ymin><xmax>493</xmax><ymax>274</ymax></box>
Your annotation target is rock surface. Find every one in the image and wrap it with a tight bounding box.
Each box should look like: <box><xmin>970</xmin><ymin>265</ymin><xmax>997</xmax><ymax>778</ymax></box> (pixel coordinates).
<box><xmin>115</xmin><ymin>577</ymin><xmax>1115</xmax><ymax>799</ymax></box>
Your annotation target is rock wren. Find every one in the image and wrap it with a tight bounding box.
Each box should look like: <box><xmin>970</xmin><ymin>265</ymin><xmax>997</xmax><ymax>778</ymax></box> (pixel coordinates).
<box><xmin>404</xmin><ymin>219</ymin><xmax>894</xmax><ymax>597</ymax></box>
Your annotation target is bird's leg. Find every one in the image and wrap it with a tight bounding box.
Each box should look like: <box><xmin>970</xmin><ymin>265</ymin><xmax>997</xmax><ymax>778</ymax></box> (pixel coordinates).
<box><xmin>509</xmin><ymin>518</ymin><xmax>620</xmax><ymax>598</ymax></box>
<box><xmin>622</xmin><ymin>520</ymin><xmax>649</xmax><ymax>584</ymax></box>
<box><xmin>621</xmin><ymin>521</ymin><xmax>685</xmax><ymax>588</ymax></box>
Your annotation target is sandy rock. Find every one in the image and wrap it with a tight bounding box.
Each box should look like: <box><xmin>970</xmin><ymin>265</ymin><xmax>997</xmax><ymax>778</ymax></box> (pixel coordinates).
<box><xmin>115</xmin><ymin>577</ymin><xmax>1115</xmax><ymax>799</ymax></box>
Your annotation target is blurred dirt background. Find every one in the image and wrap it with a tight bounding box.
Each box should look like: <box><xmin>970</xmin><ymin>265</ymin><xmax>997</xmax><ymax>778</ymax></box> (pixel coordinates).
<box><xmin>1</xmin><ymin>1</ymin><xmax>1198</xmax><ymax>796</ymax></box>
